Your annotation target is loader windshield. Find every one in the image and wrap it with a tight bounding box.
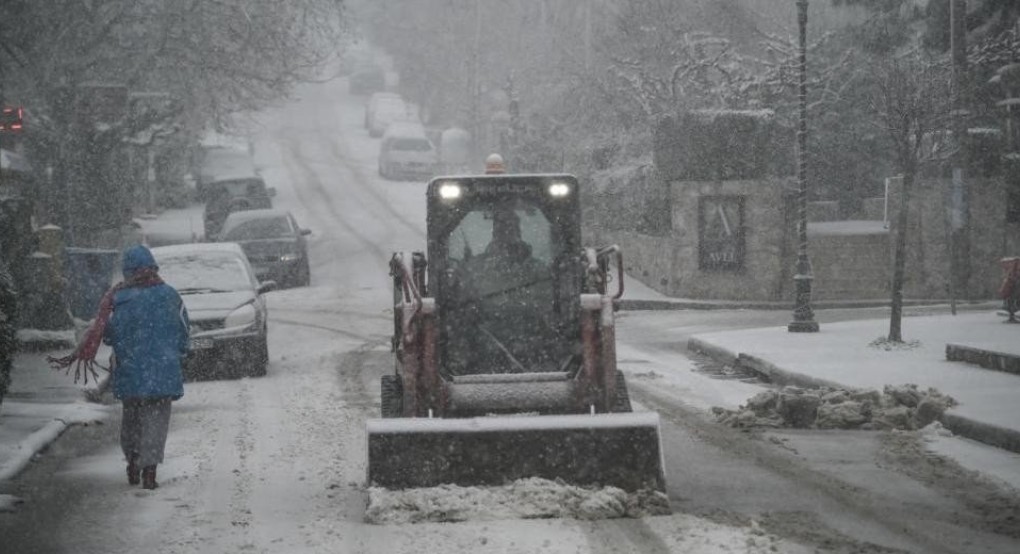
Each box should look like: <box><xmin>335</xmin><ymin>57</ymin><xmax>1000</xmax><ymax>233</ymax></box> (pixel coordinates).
<box><xmin>440</xmin><ymin>198</ymin><xmax>576</xmax><ymax>376</ymax></box>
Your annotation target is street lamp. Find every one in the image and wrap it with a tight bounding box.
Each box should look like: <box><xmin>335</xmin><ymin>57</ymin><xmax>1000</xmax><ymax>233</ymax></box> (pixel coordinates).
<box><xmin>788</xmin><ymin>0</ymin><xmax>820</xmax><ymax>333</ymax></box>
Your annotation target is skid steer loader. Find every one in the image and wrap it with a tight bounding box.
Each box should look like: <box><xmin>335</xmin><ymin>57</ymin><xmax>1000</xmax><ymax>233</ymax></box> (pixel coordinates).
<box><xmin>366</xmin><ymin>173</ymin><xmax>667</xmax><ymax>494</ymax></box>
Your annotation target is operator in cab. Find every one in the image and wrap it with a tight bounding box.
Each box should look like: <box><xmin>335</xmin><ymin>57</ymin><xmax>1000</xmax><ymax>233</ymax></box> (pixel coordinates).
<box><xmin>447</xmin><ymin>154</ymin><xmax>557</xmax><ymax>373</ymax></box>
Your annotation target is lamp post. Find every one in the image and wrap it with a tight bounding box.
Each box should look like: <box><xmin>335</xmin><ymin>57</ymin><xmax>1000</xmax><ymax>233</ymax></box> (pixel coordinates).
<box><xmin>788</xmin><ymin>0</ymin><xmax>819</xmax><ymax>333</ymax></box>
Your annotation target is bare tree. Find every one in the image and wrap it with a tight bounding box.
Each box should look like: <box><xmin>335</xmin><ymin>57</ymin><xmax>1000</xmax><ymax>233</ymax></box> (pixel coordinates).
<box><xmin>0</xmin><ymin>0</ymin><xmax>347</xmax><ymax>236</ymax></box>
<box><xmin>867</xmin><ymin>52</ymin><xmax>953</xmax><ymax>342</ymax></box>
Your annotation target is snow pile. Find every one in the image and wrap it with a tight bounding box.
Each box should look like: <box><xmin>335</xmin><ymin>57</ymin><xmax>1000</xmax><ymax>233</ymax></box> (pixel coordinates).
<box><xmin>364</xmin><ymin>477</ymin><xmax>670</xmax><ymax>524</ymax></box>
<box><xmin>712</xmin><ymin>384</ymin><xmax>956</xmax><ymax>431</ymax></box>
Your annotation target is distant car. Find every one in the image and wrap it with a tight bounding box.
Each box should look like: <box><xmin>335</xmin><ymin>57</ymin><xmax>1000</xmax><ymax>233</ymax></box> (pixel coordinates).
<box><xmin>202</xmin><ymin>176</ymin><xmax>276</xmax><ymax>239</ymax></box>
<box><xmin>349</xmin><ymin>64</ymin><xmax>385</xmax><ymax>95</ymax></box>
<box><xmin>220</xmin><ymin>209</ymin><xmax>312</xmax><ymax>288</ymax></box>
<box><xmin>378</xmin><ymin>123</ymin><xmax>439</xmax><ymax>180</ymax></box>
<box><xmin>151</xmin><ymin>243</ymin><xmax>274</xmax><ymax>380</ymax></box>
<box><xmin>196</xmin><ymin>148</ymin><xmax>257</xmax><ymax>200</ymax></box>
<box><xmin>439</xmin><ymin>127</ymin><xmax>473</xmax><ymax>174</ymax></box>
<box><xmin>365</xmin><ymin>92</ymin><xmax>410</xmax><ymax>138</ymax></box>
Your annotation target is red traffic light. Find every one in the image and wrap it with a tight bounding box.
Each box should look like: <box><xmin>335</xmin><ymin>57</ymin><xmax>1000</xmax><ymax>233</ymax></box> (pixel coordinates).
<box><xmin>0</xmin><ymin>107</ymin><xmax>24</xmax><ymax>132</ymax></box>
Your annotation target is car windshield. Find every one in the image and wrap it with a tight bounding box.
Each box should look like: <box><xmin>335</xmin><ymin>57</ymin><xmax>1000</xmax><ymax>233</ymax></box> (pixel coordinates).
<box><xmin>222</xmin><ymin>216</ymin><xmax>293</xmax><ymax>240</ymax></box>
<box><xmin>377</xmin><ymin>98</ymin><xmax>404</xmax><ymax>111</ymax></box>
<box><xmin>155</xmin><ymin>252</ymin><xmax>253</xmax><ymax>293</ymax></box>
<box><xmin>392</xmin><ymin>138</ymin><xmax>432</xmax><ymax>152</ymax></box>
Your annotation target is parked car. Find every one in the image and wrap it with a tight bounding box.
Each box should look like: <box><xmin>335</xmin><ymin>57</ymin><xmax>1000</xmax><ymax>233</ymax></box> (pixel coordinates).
<box><xmin>196</xmin><ymin>148</ymin><xmax>257</xmax><ymax>200</ymax></box>
<box><xmin>220</xmin><ymin>209</ymin><xmax>312</xmax><ymax>288</ymax></box>
<box><xmin>202</xmin><ymin>176</ymin><xmax>276</xmax><ymax>239</ymax></box>
<box><xmin>152</xmin><ymin>243</ymin><xmax>274</xmax><ymax>380</ymax></box>
<box><xmin>349</xmin><ymin>64</ymin><xmax>386</xmax><ymax>95</ymax></box>
<box><xmin>378</xmin><ymin>123</ymin><xmax>439</xmax><ymax>180</ymax></box>
<box><xmin>365</xmin><ymin>92</ymin><xmax>410</xmax><ymax>138</ymax></box>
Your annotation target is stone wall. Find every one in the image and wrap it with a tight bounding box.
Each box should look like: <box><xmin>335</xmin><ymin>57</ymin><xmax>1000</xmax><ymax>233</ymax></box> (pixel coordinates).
<box><xmin>887</xmin><ymin>175</ymin><xmax>1020</xmax><ymax>299</ymax></box>
<box><xmin>808</xmin><ymin>226</ymin><xmax>890</xmax><ymax>300</ymax></box>
<box><xmin>667</xmin><ymin>179</ymin><xmax>794</xmax><ymax>300</ymax></box>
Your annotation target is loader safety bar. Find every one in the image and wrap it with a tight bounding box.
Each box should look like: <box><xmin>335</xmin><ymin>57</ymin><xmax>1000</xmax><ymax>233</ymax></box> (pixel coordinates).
<box><xmin>391</xmin><ymin>253</ymin><xmax>422</xmax><ymax>306</ymax></box>
<box><xmin>585</xmin><ymin>245</ymin><xmax>625</xmax><ymax>300</ymax></box>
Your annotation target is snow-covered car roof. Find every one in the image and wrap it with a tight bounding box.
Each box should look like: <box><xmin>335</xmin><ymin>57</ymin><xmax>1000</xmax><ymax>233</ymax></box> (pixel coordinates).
<box><xmin>383</xmin><ymin>122</ymin><xmax>427</xmax><ymax>140</ymax></box>
<box><xmin>221</xmin><ymin>209</ymin><xmax>290</xmax><ymax>226</ymax></box>
<box><xmin>151</xmin><ymin>242</ymin><xmax>246</xmax><ymax>259</ymax></box>
<box><xmin>369</xmin><ymin>92</ymin><xmax>401</xmax><ymax>102</ymax></box>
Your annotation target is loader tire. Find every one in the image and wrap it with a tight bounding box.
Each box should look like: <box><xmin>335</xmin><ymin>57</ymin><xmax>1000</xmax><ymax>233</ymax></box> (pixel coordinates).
<box><xmin>612</xmin><ymin>372</ymin><xmax>633</xmax><ymax>413</ymax></box>
<box><xmin>381</xmin><ymin>374</ymin><xmax>403</xmax><ymax>418</ymax></box>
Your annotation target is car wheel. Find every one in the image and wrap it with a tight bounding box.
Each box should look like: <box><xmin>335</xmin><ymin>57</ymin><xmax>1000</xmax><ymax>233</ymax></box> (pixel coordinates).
<box><xmin>249</xmin><ymin>334</ymin><xmax>269</xmax><ymax>377</ymax></box>
<box><xmin>381</xmin><ymin>374</ymin><xmax>403</xmax><ymax>418</ymax></box>
<box><xmin>299</xmin><ymin>259</ymin><xmax>311</xmax><ymax>287</ymax></box>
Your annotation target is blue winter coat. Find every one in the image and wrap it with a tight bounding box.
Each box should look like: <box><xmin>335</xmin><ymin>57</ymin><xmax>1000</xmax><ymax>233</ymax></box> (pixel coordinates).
<box><xmin>104</xmin><ymin>246</ymin><xmax>188</xmax><ymax>400</ymax></box>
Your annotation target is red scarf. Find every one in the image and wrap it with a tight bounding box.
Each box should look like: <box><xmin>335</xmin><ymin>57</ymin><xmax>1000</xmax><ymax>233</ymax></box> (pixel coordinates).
<box><xmin>48</xmin><ymin>268</ymin><xmax>164</xmax><ymax>384</ymax></box>
<box><xmin>1000</xmin><ymin>258</ymin><xmax>1020</xmax><ymax>300</ymax></box>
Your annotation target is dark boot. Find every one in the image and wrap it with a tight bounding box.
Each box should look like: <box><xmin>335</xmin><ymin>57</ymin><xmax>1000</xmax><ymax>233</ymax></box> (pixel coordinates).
<box><xmin>141</xmin><ymin>466</ymin><xmax>158</xmax><ymax>490</ymax></box>
<box><xmin>126</xmin><ymin>454</ymin><xmax>140</xmax><ymax>486</ymax></box>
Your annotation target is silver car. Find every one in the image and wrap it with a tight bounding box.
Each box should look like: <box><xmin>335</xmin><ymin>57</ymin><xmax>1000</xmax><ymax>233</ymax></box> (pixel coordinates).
<box><xmin>151</xmin><ymin>243</ymin><xmax>274</xmax><ymax>380</ymax></box>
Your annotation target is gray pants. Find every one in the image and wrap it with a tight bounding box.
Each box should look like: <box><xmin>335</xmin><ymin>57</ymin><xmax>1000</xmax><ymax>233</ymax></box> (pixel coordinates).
<box><xmin>121</xmin><ymin>398</ymin><xmax>172</xmax><ymax>468</ymax></box>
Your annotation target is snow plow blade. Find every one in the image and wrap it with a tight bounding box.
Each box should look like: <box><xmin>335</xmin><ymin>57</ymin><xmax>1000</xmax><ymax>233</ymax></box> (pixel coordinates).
<box><xmin>366</xmin><ymin>412</ymin><xmax>666</xmax><ymax>492</ymax></box>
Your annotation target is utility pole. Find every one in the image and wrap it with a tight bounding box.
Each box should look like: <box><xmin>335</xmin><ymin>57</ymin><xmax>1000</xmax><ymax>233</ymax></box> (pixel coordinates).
<box><xmin>789</xmin><ymin>0</ymin><xmax>819</xmax><ymax>333</ymax></box>
<box><xmin>949</xmin><ymin>0</ymin><xmax>970</xmax><ymax>309</ymax></box>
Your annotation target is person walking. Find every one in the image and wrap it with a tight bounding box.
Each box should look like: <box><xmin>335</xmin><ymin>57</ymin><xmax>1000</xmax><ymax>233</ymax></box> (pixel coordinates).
<box><xmin>50</xmin><ymin>244</ymin><xmax>188</xmax><ymax>489</ymax></box>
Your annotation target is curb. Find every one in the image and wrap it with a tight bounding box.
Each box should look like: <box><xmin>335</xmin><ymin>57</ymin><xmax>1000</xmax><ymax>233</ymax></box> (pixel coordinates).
<box><xmin>945</xmin><ymin>343</ymin><xmax>1020</xmax><ymax>376</ymax></box>
<box><xmin>687</xmin><ymin>337</ymin><xmax>1020</xmax><ymax>455</ymax></box>
<box><xmin>941</xmin><ymin>413</ymin><xmax>1020</xmax><ymax>454</ymax></box>
<box><xmin>620</xmin><ymin>298</ymin><xmax>1000</xmax><ymax>312</ymax></box>
<box><xmin>0</xmin><ymin>419</ymin><xmax>70</xmax><ymax>482</ymax></box>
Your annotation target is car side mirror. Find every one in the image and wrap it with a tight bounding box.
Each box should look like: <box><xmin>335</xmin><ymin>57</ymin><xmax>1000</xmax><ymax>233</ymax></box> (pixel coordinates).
<box><xmin>300</xmin><ymin>228</ymin><xmax>312</xmax><ymax>236</ymax></box>
<box><xmin>257</xmin><ymin>280</ymin><xmax>277</xmax><ymax>294</ymax></box>
<box><xmin>267</xmin><ymin>187</ymin><xmax>277</xmax><ymax>198</ymax></box>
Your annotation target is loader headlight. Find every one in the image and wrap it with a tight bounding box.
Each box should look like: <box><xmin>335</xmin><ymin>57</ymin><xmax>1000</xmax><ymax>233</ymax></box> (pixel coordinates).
<box><xmin>438</xmin><ymin>182</ymin><xmax>462</xmax><ymax>200</ymax></box>
<box><xmin>548</xmin><ymin>182</ymin><xmax>571</xmax><ymax>197</ymax></box>
<box><xmin>224</xmin><ymin>303</ymin><xmax>257</xmax><ymax>329</ymax></box>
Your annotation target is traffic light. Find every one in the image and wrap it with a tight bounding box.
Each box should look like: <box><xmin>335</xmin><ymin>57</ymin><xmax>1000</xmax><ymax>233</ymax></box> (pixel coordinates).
<box><xmin>0</xmin><ymin>107</ymin><xmax>24</xmax><ymax>132</ymax></box>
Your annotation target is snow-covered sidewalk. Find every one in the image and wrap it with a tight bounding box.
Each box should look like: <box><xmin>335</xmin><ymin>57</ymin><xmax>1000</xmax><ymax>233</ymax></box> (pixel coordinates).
<box><xmin>0</xmin><ymin>347</ymin><xmax>110</xmax><ymax>486</ymax></box>
<box><xmin>690</xmin><ymin>312</ymin><xmax>1020</xmax><ymax>452</ymax></box>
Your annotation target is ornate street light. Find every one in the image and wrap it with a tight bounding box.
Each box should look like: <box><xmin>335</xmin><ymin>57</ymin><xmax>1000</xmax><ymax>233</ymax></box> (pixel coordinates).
<box><xmin>788</xmin><ymin>0</ymin><xmax>820</xmax><ymax>333</ymax></box>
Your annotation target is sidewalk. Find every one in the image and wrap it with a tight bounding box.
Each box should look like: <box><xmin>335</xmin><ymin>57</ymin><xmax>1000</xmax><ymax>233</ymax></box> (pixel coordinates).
<box><xmin>618</xmin><ymin>275</ymin><xmax>997</xmax><ymax>311</ymax></box>
<box><xmin>0</xmin><ymin>340</ymin><xmax>110</xmax><ymax>486</ymax></box>
<box><xmin>689</xmin><ymin>313</ymin><xmax>1020</xmax><ymax>453</ymax></box>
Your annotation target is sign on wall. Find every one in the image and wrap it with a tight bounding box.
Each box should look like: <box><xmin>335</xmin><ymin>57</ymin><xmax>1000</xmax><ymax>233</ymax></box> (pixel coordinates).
<box><xmin>698</xmin><ymin>195</ymin><xmax>745</xmax><ymax>271</ymax></box>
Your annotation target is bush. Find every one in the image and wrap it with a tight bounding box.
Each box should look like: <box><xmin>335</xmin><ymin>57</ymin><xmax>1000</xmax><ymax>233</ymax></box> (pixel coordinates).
<box><xmin>0</xmin><ymin>259</ymin><xmax>17</xmax><ymax>407</ymax></box>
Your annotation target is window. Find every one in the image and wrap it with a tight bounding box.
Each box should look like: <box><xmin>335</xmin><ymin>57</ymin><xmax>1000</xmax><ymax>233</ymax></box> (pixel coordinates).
<box><xmin>391</xmin><ymin>138</ymin><xmax>432</xmax><ymax>152</ymax></box>
<box><xmin>446</xmin><ymin>201</ymin><xmax>553</xmax><ymax>265</ymax></box>
<box><xmin>222</xmin><ymin>217</ymin><xmax>293</xmax><ymax>240</ymax></box>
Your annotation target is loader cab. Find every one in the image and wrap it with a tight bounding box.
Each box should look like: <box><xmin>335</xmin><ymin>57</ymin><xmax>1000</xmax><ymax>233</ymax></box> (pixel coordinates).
<box><xmin>426</xmin><ymin>175</ymin><xmax>583</xmax><ymax>377</ymax></box>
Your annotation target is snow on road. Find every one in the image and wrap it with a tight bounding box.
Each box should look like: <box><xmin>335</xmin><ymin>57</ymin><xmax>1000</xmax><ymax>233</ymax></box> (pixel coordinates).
<box><xmin>0</xmin><ymin>74</ymin><xmax>815</xmax><ymax>553</ymax></box>
<box><xmin>9</xmin><ymin>64</ymin><xmax>1020</xmax><ymax>554</ymax></box>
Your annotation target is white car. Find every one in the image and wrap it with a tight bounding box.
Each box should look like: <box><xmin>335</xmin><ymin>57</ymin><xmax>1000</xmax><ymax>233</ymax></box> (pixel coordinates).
<box><xmin>366</xmin><ymin>93</ymin><xmax>411</xmax><ymax>138</ymax></box>
<box><xmin>378</xmin><ymin>123</ymin><xmax>439</xmax><ymax>180</ymax></box>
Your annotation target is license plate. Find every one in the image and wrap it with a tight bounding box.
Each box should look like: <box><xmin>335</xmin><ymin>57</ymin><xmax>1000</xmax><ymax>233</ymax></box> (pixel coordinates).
<box><xmin>190</xmin><ymin>337</ymin><xmax>214</xmax><ymax>350</ymax></box>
